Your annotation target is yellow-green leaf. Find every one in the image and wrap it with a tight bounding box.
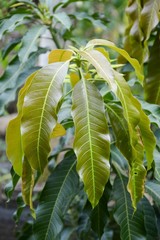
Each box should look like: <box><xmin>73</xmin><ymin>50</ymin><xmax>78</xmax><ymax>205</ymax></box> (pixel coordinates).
<box><xmin>86</xmin><ymin>39</ymin><xmax>144</xmax><ymax>82</ymax></box>
<box><xmin>21</xmin><ymin>62</ymin><xmax>69</xmax><ymax>172</ymax></box>
<box><xmin>6</xmin><ymin>72</ymin><xmax>37</xmax><ymax>176</ymax></box>
<box><xmin>48</xmin><ymin>49</ymin><xmax>73</xmax><ymax>63</ymax></box>
<box><xmin>50</xmin><ymin>123</ymin><xmax>66</xmax><ymax>138</ymax></box>
<box><xmin>22</xmin><ymin>157</ymin><xmax>35</xmax><ymax>218</ymax></box>
<box><xmin>72</xmin><ymin>73</ymin><xmax>110</xmax><ymax>208</ymax></box>
<box><xmin>70</xmin><ymin>72</ymin><xmax>80</xmax><ymax>87</ymax></box>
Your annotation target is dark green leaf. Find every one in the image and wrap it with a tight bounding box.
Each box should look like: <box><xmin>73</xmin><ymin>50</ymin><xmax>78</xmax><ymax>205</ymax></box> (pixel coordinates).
<box><xmin>145</xmin><ymin>181</ymin><xmax>160</xmax><ymax>205</ymax></box>
<box><xmin>33</xmin><ymin>151</ymin><xmax>79</xmax><ymax>239</ymax></box>
<box><xmin>5</xmin><ymin>167</ymin><xmax>20</xmax><ymax>201</ymax></box>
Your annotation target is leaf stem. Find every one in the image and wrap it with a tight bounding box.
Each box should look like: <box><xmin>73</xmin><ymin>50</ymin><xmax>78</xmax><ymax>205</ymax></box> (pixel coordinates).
<box><xmin>49</xmin><ymin>26</ymin><xmax>62</xmax><ymax>49</ymax></box>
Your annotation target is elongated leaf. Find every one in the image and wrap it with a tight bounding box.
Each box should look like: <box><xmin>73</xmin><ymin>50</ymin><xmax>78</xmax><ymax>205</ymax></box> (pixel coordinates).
<box><xmin>0</xmin><ymin>14</ymin><xmax>31</xmax><ymax>38</ymax></box>
<box><xmin>142</xmin><ymin>197</ymin><xmax>159</xmax><ymax>240</ymax></box>
<box><xmin>144</xmin><ymin>32</ymin><xmax>160</xmax><ymax>104</ymax></box>
<box><xmin>79</xmin><ymin>49</ymin><xmax>156</xmax><ymax>207</ymax></box>
<box><xmin>113</xmin><ymin>164</ymin><xmax>146</xmax><ymax>240</ymax></box>
<box><xmin>140</xmin><ymin>0</ymin><xmax>160</xmax><ymax>41</ymax></box>
<box><xmin>153</xmin><ymin>149</ymin><xmax>160</xmax><ymax>182</ymax></box>
<box><xmin>21</xmin><ymin>61</ymin><xmax>69</xmax><ymax>172</ymax></box>
<box><xmin>2</xmin><ymin>38</ymin><xmax>21</xmax><ymax>59</ymax></box>
<box><xmin>34</xmin><ymin>151</ymin><xmax>79</xmax><ymax>239</ymax></box>
<box><xmin>72</xmin><ymin>76</ymin><xmax>110</xmax><ymax>208</ymax></box>
<box><xmin>107</xmin><ymin>103</ymin><xmax>132</xmax><ymax>161</ymax></box>
<box><xmin>85</xmin><ymin>39</ymin><xmax>144</xmax><ymax>82</ymax></box>
<box><xmin>145</xmin><ymin>181</ymin><xmax>160</xmax><ymax>205</ymax></box>
<box><xmin>6</xmin><ymin>72</ymin><xmax>37</xmax><ymax>176</ymax></box>
<box><xmin>48</xmin><ymin>49</ymin><xmax>73</xmax><ymax>63</ymax></box>
<box><xmin>5</xmin><ymin>167</ymin><xmax>20</xmax><ymax>201</ymax></box>
<box><xmin>18</xmin><ymin>25</ymin><xmax>46</xmax><ymax>63</ymax></box>
<box><xmin>22</xmin><ymin>157</ymin><xmax>35</xmax><ymax>218</ymax></box>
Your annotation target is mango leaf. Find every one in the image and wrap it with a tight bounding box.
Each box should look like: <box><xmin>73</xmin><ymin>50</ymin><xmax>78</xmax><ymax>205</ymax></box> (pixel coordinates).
<box><xmin>90</xmin><ymin>183</ymin><xmax>111</xmax><ymax>238</ymax></box>
<box><xmin>0</xmin><ymin>14</ymin><xmax>31</xmax><ymax>38</ymax></box>
<box><xmin>153</xmin><ymin>149</ymin><xmax>160</xmax><ymax>182</ymax></box>
<box><xmin>5</xmin><ymin>167</ymin><xmax>20</xmax><ymax>201</ymax></box>
<box><xmin>18</xmin><ymin>25</ymin><xmax>46</xmax><ymax>63</ymax></box>
<box><xmin>140</xmin><ymin>0</ymin><xmax>160</xmax><ymax>41</ymax></box>
<box><xmin>6</xmin><ymin>72</ymin><xmax>37</xmax><ymax>176</ymax></box>
<box><xmin>107</xmin><ymin>102</ymin><xmax>132</xmax><ymax>162</ymax></box>
<box><xmin>70</xmin><ymin>72</ymin><xmax>80</xmax><ymax>87</ymax></box>
<box><xmin>72</xmin><ymin>76</ymin><xmax>110</xmax><ymax>208</ymax></box>
<box><xmin>145</xmin><ymin>181</ymin><xmax>160</xmax><ymax>205</ymax></box>
<box><xmin>50</xmin><ymin>122</ymin><xmax>66</xmax><ymax>138</ymax></box>
<box><xmin>85</xmin><ymin>39</ymin><xmax>144</xmax><ymax>82</ymax></box>
<box><xmin>144</xmin><ymin>31</ymin><xmax>160</xmax><ymax>104</ymax></box>
<box><xmin>113</xmin><ymin>164</ymin><xmax>146</xmax><ymax>240</ymax></box>
<box><xmin>21</xmin><ymin>61</ymin><xmax>69</xmax><ymax>172</ymax></box>
<box><xmin>48</xmin><ymin>49</ymin><xmax>73</xmax><ymax>63</ymax></box>
<box><xmin>53</xmin><ymin>12</ymin><xmax>72</xmax><ymax>30</ymax></box>
<box><xmin>2</xmin><ymin>38</ymin><xmax>21</xmax><ymax>59</ymax></box>
<box><xmin>22</xmin><ymin>157</ymin><xmax>35</xmax><ymax>218</ymax></box>
<box><xmin>34</xmin><ymin>151</ymin><xmax>79</xmax><ymax>239</ymax></box>
<box><xmin>141</xmin><ymin>197</ymin><xmax>159</xmax><ymax>240</ymax></box>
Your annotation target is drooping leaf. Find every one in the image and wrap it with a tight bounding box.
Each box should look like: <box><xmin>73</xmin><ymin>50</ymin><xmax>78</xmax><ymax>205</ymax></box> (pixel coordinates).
<box><xmin>140</xmin><ymin>0</ymin><xmax>160</xmax><ymax>41</ymax></box>
<box><xmin>18</xmin><ymin>25</ymin><xmax>46</xmax><ymax>63</ymax></box>
<box><xmin>141</xmin><ymin>197</ymin><xmax>159</xmax><ymax>240</ymax></box>
<box><xmin>50</xmin><ymin>122</ymin><xmax>66</xmax><ymax>138</ymax></box>
<box><xmin>53</xmin><ymin>12</ymin><xmax>72</xmax><ymax>30</ymax></box>
<box><xmin>72</xmin><ymin>75</ymin><xmax>110</xmax><ymax>208</ymax></box>
<box><xmin>21</xmin><ymin>61</ymin><xmax>69</xmax><ymax>172</ymax></box>
<box><xmin>6</xmin><ymin>72</ymin><xmax>37</xmax><ymax>176</ymax></box>
<box><xmin>0</xmin><ymin>14</ymin><xmax>31</xmax><ymax>38</ymax></box>
<box><xmin>85</xmin><ymin>39</ymin><xmax>144</xmax><ymax>82</ymax></box>
<box><xmin>144</xmin><ymin>31</ymin><xmax>160</xmax><ymax>104</ymax></box>
<box><xmin>33</xmin><ymin>151</ymin><xmax>79</xmax><ymax>239</ymax></box>
<box><xmin>48</xmin><ymin>49</ymin><xmax>73</xmax><ymax>63</ymax></box>
<box><xmin>5</xmin><ymin>167</ymin><xmax>20</xmax><ymax>201</ymax></box>
<box><xmin>113</xmin><ymin>164</ymin><xmax>146</xmax><ymax>240</ymax></box>
<box><xmin>22</xmin><ymin>157</ymin><xmax>35</xmax><ymax>218</ymax></box>
<box><xmin>90</xmin><ymin>183</ymin><xmax>111</xmax><ymax>238</ymax></box>
<box><xmin>145</xmin><ymin>181</ymin><xmax>160</xmax><ymax>205</ymax></box>
<box><xmin>107</xmin><ymin>102</ymin><xmax>132</xmax><ymax>161</ymax></box>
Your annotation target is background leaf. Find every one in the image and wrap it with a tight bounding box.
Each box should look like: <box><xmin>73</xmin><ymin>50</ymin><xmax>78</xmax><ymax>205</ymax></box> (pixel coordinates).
<box><xmin>145</xmin><ymin>181</ymin><xmax>160</xmax><ymax>205</ymax></box>
<box><xmin>72</xmin><ymin>76</ymin><xmax>110</xmax><ymax>208</ymax></box>
<box><xmin>34</xmin><ymin>151</ymin><xmax>79</xmax><ymax>239</ymax></box>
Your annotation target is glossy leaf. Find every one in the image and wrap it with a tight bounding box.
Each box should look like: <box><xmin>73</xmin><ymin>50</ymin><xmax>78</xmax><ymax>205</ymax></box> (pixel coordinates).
<box><xmin>6</xmin><ymin>72</ymin><xmax>36</xmax><ymax>176</ymax></box>
<box><xmin>22</xmin><ymin>157</ymin><xmax>35</xmax><ymax>218</ymax></box>
<box><xmin>85</xmin><ymin>39</ymin><xmax>144</xmax><ymax>82</ymax></box>
<box><xmin>21</xmin><ymin>61</ymin><xmax>69</xmax><ymax>172</ymax></box>
<box><xmin>142</xmin><ymin>197</ymin><xmax>159</xmax><ymax>240</ymax></box>
<box><xmin>144</xmin><ymin>32</ymin><xmax>160</xmax><ymax>104</ymax></box>
<box><xmin>18</xmin><ymin>25</ymin><xmax>46</xmax><ymax>63</ymax></box>
<box><xmin>113</xmin><ymin>164</ymin><xmax>146</xmax><ymax>240</ymax></box>
<box><xmin>72</xmin><ymin>76</ymin><xmax>110</xmax><ymax>208</ymax></box>
<box><xmin>145</xmin><ymin>181</ymin><xmax>160</xmax><ymax>205</ymax></box>
<box><xmin>34</xmin><ymin>151</ymin><xmax>79</xmax><ymax>239</ymax></box>
<box><xmin>48</xmin><ymin>49</ymin><xmax>73</xmax><ymax>64</ymax></box>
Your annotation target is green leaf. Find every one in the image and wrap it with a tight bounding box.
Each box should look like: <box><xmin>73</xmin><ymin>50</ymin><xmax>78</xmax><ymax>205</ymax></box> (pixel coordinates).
<box><xmin>145</xmin><ymin>181</ymin><xmax>160</xmax><ymax>205</ymax></box>
<box><xmin>53</xmin><ymin>12</ymin><xmax>72</xmax><ymax>30</ymax></box>
<box><xmin>0</xmin><ymin>14</ymin><xmax>31</xmax><ymax>38</ymax></box>
<box><xmin>22</xmin><ymin>157</ymin><xmax>35</xmax><ymax>218</ymax></box>
<box><xmin>2</xmin><ymin>38</ymin><xmax>21</xmax><ymax>59</ymax></box>
<box><xmin>140</xmin><ymin>0</ymin><xmax>160</xmax><ymax>41</ymax></box>
<box><xmin>6</xmin><ymin>72</ymin><xmax>37</xmax><ymax>176</ymax></box>
<box><xmin>5</xmin><ymin>167</ymin><xmax>20</xmax><ymax>201</ymax></box>
<box><xmin>21</xmin><ymin>61</ymin><xmax>69</xmax><ymax>172</ymax></box>
<box><xmin>85</xmin><ymin>39</ymin><xmax>144</xmax><ymax>82</ymax></box>
<box><xmin>48</xmin><ymin>49</ymin><xmax>73</xmax><ymax>63</ymax></box>
<box><xmin>72</xmin><ymin>74</ymin><xmax>110</xmax><ymax>208</ymax></box>
<box><xmin>18</xmin><ymin>25</ymin><xmax>46</xmax><ymax>63</ymax></box>
<box><xmin>113</xmin><ymin>164</ymin><xmax>146</xmax><ymax>240</ymax></box>
<box><xmin>90</xmin><ymin>184</ymin><xmax>110</xmax><ymax>238</ymax></box>
<box><xmin>144</xmin><ymin>31</ymin><xmax>160</xmax><ymax>104</ymax></box>
<box><xmin>34</xmin><ymin>151</ymin><xmax>79</xmax><ymax>239</ymax></box>
<box><xmin>153</xmin><ymin>149</ymin><xmax>160</xmax><ymax>182</ymax></box>
<box><xmin>107</xmin><ymin>103</ymin><xmax>132</xmax><ymax>162</ymax></box>
<box><xmin>141</xmin><ymin>197</ymin><xmax>159</xmax><ymax>240</ymax></box>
